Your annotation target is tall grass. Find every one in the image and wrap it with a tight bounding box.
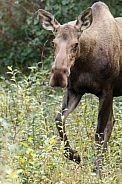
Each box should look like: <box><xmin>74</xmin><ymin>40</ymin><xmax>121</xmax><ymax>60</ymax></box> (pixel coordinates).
<box><xmin>0</xmin><ymin>67</ymin><xmax>122</xmax><ymax>184</ymax></box>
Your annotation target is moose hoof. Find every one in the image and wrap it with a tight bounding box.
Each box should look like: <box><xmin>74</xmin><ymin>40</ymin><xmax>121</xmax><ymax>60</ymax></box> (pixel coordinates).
<box><xmin>93</xmin><ymin>167</ymin><xmax>102</xmax><ymax>179</ymax></box>
<box><xmin>64</xmin><ymin>147</ymin><xmax>81</xmax><ymax>164</ymax></box>
<box><xmin>93</xmin><ymin>160</ymin><xmax>102</xmax><ymax>179</ymax></box>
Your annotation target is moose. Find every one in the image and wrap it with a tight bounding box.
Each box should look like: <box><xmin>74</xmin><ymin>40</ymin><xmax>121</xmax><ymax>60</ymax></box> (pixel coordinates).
<box><xmin>38</xmin><ymin>2</ymin><xmax>122</xmax><ymax>172</ymax></box>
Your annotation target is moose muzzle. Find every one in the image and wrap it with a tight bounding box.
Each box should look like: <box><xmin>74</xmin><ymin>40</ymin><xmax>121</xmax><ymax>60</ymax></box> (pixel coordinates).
<box><xmin>49</xmin><ymin>66</ymin><xmax>70</xmax><ymax>88</ymax></box>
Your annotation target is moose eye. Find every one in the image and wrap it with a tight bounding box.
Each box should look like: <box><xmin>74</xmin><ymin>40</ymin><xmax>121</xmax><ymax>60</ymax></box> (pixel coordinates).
<box><xmin>52</xmin><ymin>41</ymin><xmax>54</xmax><ymax>47</ymax></box>
<box><xmin>74</xmin><ymin>43</ymin><xmax>78</xmax><ymax>49</ymax></box>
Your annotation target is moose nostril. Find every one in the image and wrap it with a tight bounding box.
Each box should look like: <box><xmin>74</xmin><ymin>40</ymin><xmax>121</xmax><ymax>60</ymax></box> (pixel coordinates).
<box><xmin>51</xmin><ymin>67</ymin><xmax>69</xmax><ymax>75</ymax></box>
<box><xmin>63</xmin><ymin>69</ymin><xmax>69</xmax><ymax>76</ymax></box>
<box><xmin>63</xmin><ymin>69</ymin><xmax>67</xmax><ymax>74</ymax></box>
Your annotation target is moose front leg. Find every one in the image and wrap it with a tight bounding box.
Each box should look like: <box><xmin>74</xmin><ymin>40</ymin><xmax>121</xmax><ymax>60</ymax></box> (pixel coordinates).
<box><xmin>104</xmin><ymin>104</ymin><xmax>115</xmax><ymax>151</ymax></box>
<box><xmin>55</xmin><ymin>89</ymin><xmax>83</xmax><ymax>164</ymax></box>
<box><xmin>95</xmin><ymin>90</ymin><xmax>113</xmax><ymax>174</ymax></box>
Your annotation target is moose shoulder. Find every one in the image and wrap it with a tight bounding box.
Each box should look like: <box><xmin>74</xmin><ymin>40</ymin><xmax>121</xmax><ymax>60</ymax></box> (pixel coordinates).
<box><xmin>38</xmin><ymin>2</ymin><xmax>122</xmax><ymax>173</ymax></box>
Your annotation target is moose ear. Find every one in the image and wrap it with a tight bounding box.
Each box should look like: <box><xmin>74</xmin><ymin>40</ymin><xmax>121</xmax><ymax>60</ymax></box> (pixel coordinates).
<box><xmin>38</xmin><ymin>9</ymin><xmax>60</xmax><ymax>34</ymax></box>
<box><xmin>75</xmin><ymin>8</ymin><xmax>93</xmax><ymax>32</ymax></box>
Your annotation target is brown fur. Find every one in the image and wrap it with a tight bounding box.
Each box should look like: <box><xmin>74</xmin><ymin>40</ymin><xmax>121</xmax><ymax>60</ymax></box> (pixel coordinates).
<box><xmin>38</xmin><ymin>2</ymin><xmax>122</xmax><ymax>175</ymax></box>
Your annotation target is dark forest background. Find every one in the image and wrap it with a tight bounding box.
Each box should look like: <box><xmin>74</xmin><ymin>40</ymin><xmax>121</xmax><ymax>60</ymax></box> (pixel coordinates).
<box><xmin>0</xmin><ymin>0</ymin><xmax>122</xmax><ymax>75</ymax></box>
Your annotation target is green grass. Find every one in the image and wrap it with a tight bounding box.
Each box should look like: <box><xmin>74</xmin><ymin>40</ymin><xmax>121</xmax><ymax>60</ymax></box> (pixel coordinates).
<box><xmin>0</xmin><ymin>68</ymin><xmax>122</xmax><ymax>184</ymax></box>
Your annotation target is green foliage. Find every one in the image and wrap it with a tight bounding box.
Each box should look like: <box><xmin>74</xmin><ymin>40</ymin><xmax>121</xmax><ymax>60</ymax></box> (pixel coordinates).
<box><xmin>0</xmin><ymin>0</ymin><xmax>52</xmax><ymax>74</ymax></box>
<box><xmin>0</xmin><ymin>0</ymin><xmax>122</xmax><ymax>74</ymax></box>
<box><xmin>0</xmin><ymin>0</ymin><xmax>122</xmax><ymax>183</ymax></box>
<box><xmin>0</xmin><ymin>66</ymin><xmax>122</xmax><ymax>183</ymax></box>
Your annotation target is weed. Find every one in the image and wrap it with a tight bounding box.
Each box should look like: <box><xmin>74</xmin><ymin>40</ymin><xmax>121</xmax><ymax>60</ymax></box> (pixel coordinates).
<box><xmin>0</xmin><ymin>66</ymin><xmax>122</xmax><ymax>183</ymax></box>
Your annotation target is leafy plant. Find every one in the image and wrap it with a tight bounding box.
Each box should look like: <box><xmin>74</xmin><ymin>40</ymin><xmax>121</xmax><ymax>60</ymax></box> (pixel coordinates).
<box><xmin>0</xmin><ymin>0</ymin><xmax>122</xmax><ymax>183</ymax></box>
<box><xmin>0</xmin><ymin>0</ymin><xmax>122</xmax><ymax>75</ymax></box>
<box><xmin>0</xmin><ymin>66</ymin><xmax>122</xmax><ymax>183</ymax></box>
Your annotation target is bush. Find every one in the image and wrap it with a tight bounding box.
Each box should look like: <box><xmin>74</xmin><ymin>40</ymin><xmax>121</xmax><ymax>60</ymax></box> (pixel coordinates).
<box><xmin>0</xmin><ymin>66</ymin><xmax>122</xmax><ymax>183</ymax></box>
<box><xmin>0</xmin><ymin>1</ymin><xmax>122</xmax><ymax>183</ymax></box>
<box><xmin>0</xmin><ymin>0</ymin><xmax>122</xmax><ymax>75</ymax></box>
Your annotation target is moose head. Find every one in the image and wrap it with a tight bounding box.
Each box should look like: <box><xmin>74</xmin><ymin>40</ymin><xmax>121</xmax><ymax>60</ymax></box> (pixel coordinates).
<box><xmin>38</xmin><ymin>8</ymin><xmax>92</xmax><ymax>87</ymax></box>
